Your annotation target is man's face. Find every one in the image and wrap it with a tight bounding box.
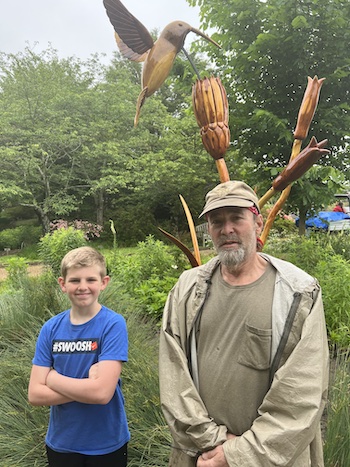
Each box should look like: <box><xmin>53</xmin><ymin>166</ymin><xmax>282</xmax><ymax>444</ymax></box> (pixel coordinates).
<box><xmin>207</xmin><ymin>207</ymin><xmax>263</xmax><ymax>267</ymax></box>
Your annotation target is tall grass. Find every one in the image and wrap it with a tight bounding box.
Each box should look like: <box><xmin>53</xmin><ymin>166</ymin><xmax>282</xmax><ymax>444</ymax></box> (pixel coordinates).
<box><xmin>0</xmin><ymin>336</ymin><xmax>49</xmax><ymax>466</ymax></box>
<box><xmin>323</xmin><ymin>349</ymin><xmax>350</xmax><ymax>467</ymax></box>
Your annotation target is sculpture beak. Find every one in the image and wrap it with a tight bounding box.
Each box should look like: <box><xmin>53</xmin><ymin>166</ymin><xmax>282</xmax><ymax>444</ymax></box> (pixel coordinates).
<box><xmin>190</xmin><ymin>27</ymin><xmax>221</xmax><ymax>49</ymax></box>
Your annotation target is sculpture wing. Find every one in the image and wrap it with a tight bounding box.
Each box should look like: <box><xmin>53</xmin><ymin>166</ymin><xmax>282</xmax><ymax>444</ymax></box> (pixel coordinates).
<box><xmin>103</xmin><ymin>0</ymin><xmax>154</xmax><ymax>62</ymax></box>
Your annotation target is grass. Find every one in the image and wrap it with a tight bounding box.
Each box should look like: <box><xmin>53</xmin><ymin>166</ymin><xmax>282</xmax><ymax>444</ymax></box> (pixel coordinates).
<box><xmin>323</xmin><ymin>349</ymin><xmax>350</xmax><ymax>467</ymax></box>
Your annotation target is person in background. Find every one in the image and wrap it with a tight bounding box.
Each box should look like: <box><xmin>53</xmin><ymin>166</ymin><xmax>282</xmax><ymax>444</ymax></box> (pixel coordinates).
<box><xmin>159</xmin><ymin>180</ymin><xmax>329</xmax><ymax>467</ymax></box>
<box><xmin>333</xmin><ymin>201</ymin><xmax>346</xmax><ymax>213</ymax></box>
<box><xmin>28</xmin><ymin>246</ymin><xmax>129</xmax><ymax>467</ymax></box>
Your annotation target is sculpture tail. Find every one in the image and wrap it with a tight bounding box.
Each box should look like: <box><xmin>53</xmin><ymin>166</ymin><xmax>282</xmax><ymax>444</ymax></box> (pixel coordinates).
<box><xmin>134</xmin><ymin>87</ymin><xmax>148</xmax><ymax>127</ymax></box>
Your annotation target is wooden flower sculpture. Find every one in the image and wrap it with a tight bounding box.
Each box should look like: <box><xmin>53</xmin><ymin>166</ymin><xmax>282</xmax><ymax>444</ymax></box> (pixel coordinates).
<box><xmin>192</xmin><ymin>77</ymin><xmax>231</xmax><ymax>182</ymax></box>
<box><xmin>259</xmin><ymin>75</ymin><xmax>327</xmax><ymax>244</ymax></box>
<box><xmin>294</xmin><ymin>76</ymin><xmax>326</xmax><ymax>140</ymax></box>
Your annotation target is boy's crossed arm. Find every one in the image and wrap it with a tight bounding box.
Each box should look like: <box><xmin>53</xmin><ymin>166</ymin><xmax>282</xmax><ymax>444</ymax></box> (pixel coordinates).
<box><xmin>28</xmin><ymin>361</ymin><xmax>122</xmax><ymax>406</ymax></box>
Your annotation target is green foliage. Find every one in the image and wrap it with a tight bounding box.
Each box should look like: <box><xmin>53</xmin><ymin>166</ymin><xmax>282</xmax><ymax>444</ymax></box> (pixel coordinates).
<box><xmin>317</xmin><ymin>231</ymin><xmax>350</xmax><ymax>263</ymax></box>
<box><xmin>265</xmin><ymin>235</ymin><xmax>350</xmax><ymax>348</ymax></box>
<box><xmin>315</xmin><ymin>257</ymin><xmax>350</xmax><ymax>348</ymax></box>
<box><xmin>0</xmin><ymin>47</ymin><xmax>219</xmax><ymax>242</ymax></box>
<box><xmin>135</xmin><ymin>275</ymin><xmax>178</xmax><ymax>319</ymax></box>
<box><xmin>4</xmin><ymin>257</ymin><xmax>28</xmax><ymax>290</ymax></box>
<box><xmin>0</xmin><ymin>226</ymin><xmax>42</xmax><ymax>250</ymax></box>
<box><xmin>38</xmin><ymin>227</ymin><xmax>87</xmax><ymax>275</ymax></box>
<box><xmin>264</xmin><ymin>234</ymin><xmax>331</xmax><ymax>275</ymax></box>
<box><xmin>324</xmin><ymin>351</ymin><xmax>350</xmax><ymax>467</ymax></box>
<box><xmin>191</xmin><ymin>0</ymin><xmax>350</xmax><ymax>163</ymax></box>
<box><xmin>190</xmin><ymin>0</ymin><xmax>350</xmax><ymax>218</ymax></box>
<box><xmin>108</xmin><ymin>236</ymin><xmax>187</xmax><ymax>319</ymax></box>
<box><xmin>0</xmin><ymin>272</ymin><xmax>68</xmax><ymax>345</ymax></box>
<box><xmin>121</xmin><ymin>311</ymin><xmax>171</xmax><ymax>465</ymax></box>
<box><xmin>0</xmin><ymin>337</ymin><xmax>49</xmax><ymax>466</ymax></box>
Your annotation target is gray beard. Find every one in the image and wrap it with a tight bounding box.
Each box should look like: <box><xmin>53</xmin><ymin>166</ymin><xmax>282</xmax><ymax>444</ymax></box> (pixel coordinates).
<box><xmin>218</xmin><ymin>246</ymin><xmax>246</xmax><ymax>268</ymax></box>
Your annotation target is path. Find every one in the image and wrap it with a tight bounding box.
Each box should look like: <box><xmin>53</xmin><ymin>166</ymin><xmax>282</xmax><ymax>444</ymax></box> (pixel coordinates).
<box><xmin>0</xmin><ymin>264</ymin><xmax>45</xmax><ymax>281</ymax></box>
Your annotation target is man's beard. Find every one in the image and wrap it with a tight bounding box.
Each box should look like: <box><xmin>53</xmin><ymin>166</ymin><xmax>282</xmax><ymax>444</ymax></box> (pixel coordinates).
<box><xmin>218</xmin><ymin>246</ymin><xmax>246</xmax><ymax>268</ymax></box>
<box><xmin>215</xmin><ymin>232</ymin><xmax>256</xmax><ymax>269</ymax></box>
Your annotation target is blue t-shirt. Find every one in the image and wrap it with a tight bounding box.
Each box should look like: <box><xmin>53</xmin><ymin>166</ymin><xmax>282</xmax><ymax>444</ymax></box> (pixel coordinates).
<box><xmin>32</xmin><ymin>305</ymin><xmax>130</xmax><ymax>455</ymax></box>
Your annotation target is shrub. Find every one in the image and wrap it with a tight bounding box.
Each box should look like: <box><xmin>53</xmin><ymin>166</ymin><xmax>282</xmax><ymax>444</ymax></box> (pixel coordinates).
<box><xmin>264</xmin><ymin>234</ymin><xmax>332</xmax><ymax>276</ymax></box>
<box><xmin>38</xmin><ymin>227</ymin><xmax>87</xmax><ymax>275</ymax></box>
<box><xmin>265</xmin><ymin>235</ymin><xmax>350</xmax><ymax>348</ymax></box>
<box><xmin>4</xmin><ymin>257</ymin><xmax>28</xmax><ymax>290</ymax></box>
<box><xmin>0</xmin><ymin>225</ymin><xmax>42</xmax><ymax>251</ymax></box>
<box><xmin>315</xmin><ymin>257</ymin><xmax>350</xmax><ymax>348</ymax></box>
<box><xmin>317</xmin><ymin>231</ymin><xmax>350</xmax><ymax>263</ymax></box>
<box><xmin>50</xmin><ymin>219</ymin><xmax>103</xmax><ymax>240</ymax></box>
<box><xmin>108</xmin><ymin>236</ymin><xmax>188</xmax><ymax>320</ymax></box>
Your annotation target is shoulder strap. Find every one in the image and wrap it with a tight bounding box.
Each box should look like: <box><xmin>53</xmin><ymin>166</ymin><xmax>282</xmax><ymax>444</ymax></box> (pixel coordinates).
<box><xmin>269</xmin><ymin>292</ymin><xmax>302</xmax><ymax>386</ymax></box>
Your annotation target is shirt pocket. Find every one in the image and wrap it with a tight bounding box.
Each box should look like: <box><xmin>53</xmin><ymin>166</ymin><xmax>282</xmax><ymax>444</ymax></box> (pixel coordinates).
<box><xmin>238</xmin><ymin>324</ymin><xmax>272</xmax><ymax>370</ymax></box>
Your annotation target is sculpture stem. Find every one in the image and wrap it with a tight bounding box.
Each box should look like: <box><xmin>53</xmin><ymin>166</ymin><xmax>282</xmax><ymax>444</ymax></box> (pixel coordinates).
<box><xmin>261</xmin><ymin>139</ymin><xmax>303</xmax><ymax>245</ymax></box>
<box><xmin>215</xmin><ymin>158</ymin><xmax>230</xmax><ymax>183</ymax></box>
<box><xmin>181</xmin><ymin>47</ymin><xmax>200</xmax><ymax>79</ymax></box>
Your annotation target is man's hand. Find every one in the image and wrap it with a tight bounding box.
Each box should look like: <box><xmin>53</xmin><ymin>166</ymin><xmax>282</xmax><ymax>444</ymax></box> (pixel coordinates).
<box><xmin>196</xmin><ymin>445</ymin><xmax>229</xmax><ymax>467</ymax></box>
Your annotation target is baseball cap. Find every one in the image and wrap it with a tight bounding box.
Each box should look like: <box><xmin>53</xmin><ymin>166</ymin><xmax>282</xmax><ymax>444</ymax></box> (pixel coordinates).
<box><xmin>199</xmin><ymin>181</ymin><xmax>260</xmax><ymax>217</ymax></box>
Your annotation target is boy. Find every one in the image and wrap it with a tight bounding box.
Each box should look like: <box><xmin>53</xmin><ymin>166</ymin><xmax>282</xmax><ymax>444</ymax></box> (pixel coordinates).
<box><xmin>28</xmin><ymin>246</ymin><xmax>130</xmax><ymax>466</ymax></box>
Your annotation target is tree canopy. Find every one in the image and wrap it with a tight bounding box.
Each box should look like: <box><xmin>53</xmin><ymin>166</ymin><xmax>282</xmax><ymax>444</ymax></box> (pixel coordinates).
<box><xmin>0</xmin><ymin>46</ymin><xmax>218</xmax><ymax>244</ymax></box>
<box><xmin>1</xmin><ymin>0</ymin><xmax>349</xmax><ymax>244</ymax></box>
<box><xmin>188</xmin><ymin>0</ymin><xmax>350</xmax><ymax>220</ymax></box>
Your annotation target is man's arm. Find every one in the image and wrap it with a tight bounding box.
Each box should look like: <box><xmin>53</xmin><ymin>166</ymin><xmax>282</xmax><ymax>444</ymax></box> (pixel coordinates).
<box><xmin>46</xmin><ymin>360</ymin><xmax>122</xmax><ymax>405</ymax></box>
<box><xmin>28</xmin><ymin>365</ymin><xmax>73</xmax><ymax>406</ymax></box>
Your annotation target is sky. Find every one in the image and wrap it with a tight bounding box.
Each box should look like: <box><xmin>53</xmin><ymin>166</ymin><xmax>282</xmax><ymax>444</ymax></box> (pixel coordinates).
<box><xmin>0</xmin><ymin>0</ymin><xmax>201</xmax><ymax>62</ymax></box>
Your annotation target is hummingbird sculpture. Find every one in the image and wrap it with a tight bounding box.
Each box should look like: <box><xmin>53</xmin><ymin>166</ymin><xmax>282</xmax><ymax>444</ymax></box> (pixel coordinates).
<box><xmin>103</xmin><ymin>0</ymin><xmax>221</xmax><ymax>126</ymax></box>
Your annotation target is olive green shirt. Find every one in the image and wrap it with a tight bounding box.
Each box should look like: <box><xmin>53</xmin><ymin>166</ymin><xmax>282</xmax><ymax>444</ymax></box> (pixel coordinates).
<box><xmin>197</xmin><ymin>263</ymin><xmax>276</xmax><ymax>435</ymax></box>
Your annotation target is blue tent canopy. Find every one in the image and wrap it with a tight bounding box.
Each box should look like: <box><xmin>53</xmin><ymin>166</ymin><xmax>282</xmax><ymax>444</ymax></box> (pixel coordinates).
<box><xmin>296</xmin><ymin>211</ymin><xmax>350</xmax><ymax>229</ymax></box>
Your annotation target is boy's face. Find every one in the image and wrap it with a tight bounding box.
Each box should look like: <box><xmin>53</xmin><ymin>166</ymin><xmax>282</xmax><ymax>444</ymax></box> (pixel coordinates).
<box><xmin>58</xmin><ymin>265</ymin><xmax>110</xmax><ymax>312</ymax></box>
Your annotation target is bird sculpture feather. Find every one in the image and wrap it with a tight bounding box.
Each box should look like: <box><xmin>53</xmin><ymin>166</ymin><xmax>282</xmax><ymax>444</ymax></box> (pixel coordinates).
<box><xmin>103</xmin><ymin>0</ymin><xmax>221</xmax><ymax>125</ymax></box>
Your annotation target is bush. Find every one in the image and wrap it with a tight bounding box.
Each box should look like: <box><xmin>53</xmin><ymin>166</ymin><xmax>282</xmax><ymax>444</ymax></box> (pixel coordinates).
<box><xmin>50</xmin><ymin>219</ymin><xmax>103</xmax><ymax>240</ymax></box>
<box><xmin>264</xmin><ymin>234</ymin><xmax>332</xmax><ymax>276</ymax></box>
<box><xmin>38</xmin><ymin>227</ymin><xmax>87</xmax><ymax>275</ymax></box>
<box><xmin>108</xmin><ymin>236</ymin><xmax>188</xmax><ymax>320</ymax></box>
<box><xmin>4</xmin><ymin>257</ymin><xmax>28</xmax><ymax>290</ymax></box>
<box><xmin>315</xmin><ymin>257</ymin><xmax>350</xmax><ymax>348</ymax></box>
<box><xmin>317</xmin><ymin>231</ymin><xmax>350</xmax><ymax>263</ymax></box>
<box><xmin>0</xmin><ymin>226</ymin><xmax>42</xmax><ymax>251</ymax></box>
<box><xmin>265</xmin><ymin>235</ymin><xmax>350</xmax><ymax>348</ymax></box>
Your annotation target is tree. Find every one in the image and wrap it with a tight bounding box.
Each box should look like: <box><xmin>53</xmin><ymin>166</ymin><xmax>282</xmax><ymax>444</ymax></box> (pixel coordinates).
<box><xmin>0</xmin><ymin>47</ymin><xmax>95</xmax><ymax>232</ymax></box>
<box><xmin>188</xmin><ymin>0</ymin><xmax>350</xmax><ymax>207</ymax></box>
<box><xmin>0</xmin><ymin>46</ymin><xmax>221</xmax><ymax>243</ymax></box>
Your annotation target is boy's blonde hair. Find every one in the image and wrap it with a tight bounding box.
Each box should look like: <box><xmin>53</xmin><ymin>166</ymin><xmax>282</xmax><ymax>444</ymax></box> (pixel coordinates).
<box><xmin>60</xmin><ymin>246</ymin><xmax>107</xmax><ymax>278</ymax></box>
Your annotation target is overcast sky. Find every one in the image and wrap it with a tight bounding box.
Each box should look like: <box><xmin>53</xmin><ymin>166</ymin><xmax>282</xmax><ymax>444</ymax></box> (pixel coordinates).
<box><xmin>0</xmin><ymin>0</ymin><xmax>201</xmax><ymax>62</ymax></box>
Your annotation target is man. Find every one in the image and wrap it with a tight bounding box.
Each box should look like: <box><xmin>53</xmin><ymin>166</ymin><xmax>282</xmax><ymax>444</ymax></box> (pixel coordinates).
<box><xmin>159</xmin><ymin>180</ymin><xmax>329</xmax><ymax>467</ymax></box>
